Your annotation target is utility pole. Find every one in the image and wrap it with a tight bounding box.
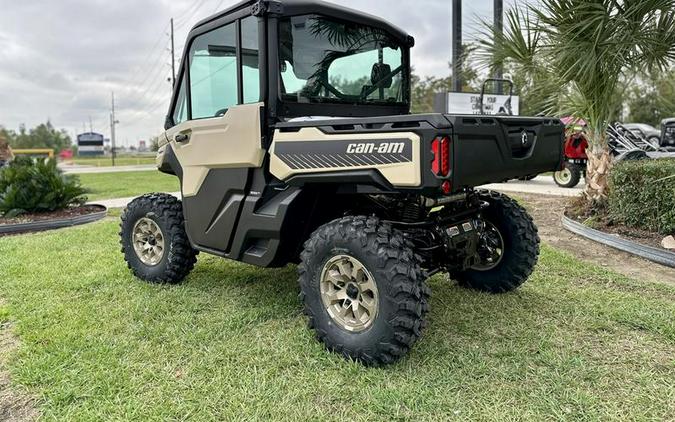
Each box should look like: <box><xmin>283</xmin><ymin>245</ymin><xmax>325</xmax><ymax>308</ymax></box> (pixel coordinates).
<box><xmin>110</xmin><ymin>92</ymin><xmax>119</xmax><ymax>167</ymax></box>
<box><xmin>170</xmin><ymin>18</ymin><xmax>176</xmax><ymax>87</ymax></box>
<box><xmin>494</xmin><ymin>0</ymin><xmax>504</xmax><ymax>94</ymax></box>
<box><xmin>451</xmin><ymin>0</ymin><xmax>462</xmax><ymax>93</ymax></box>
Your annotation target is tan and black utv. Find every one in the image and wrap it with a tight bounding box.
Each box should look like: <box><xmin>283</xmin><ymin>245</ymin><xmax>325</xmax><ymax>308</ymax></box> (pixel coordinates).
<box><xmin>121</xmin><ymin>0</ymin><xmax>564</xmax><ymax>365</ymax></box>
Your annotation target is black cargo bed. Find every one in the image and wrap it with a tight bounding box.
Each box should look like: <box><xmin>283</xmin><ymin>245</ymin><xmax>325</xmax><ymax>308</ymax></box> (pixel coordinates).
<box><xmin>445</xmin><ymin>115</ymin><xmax>564</xmax><ymax>188</ymax></box>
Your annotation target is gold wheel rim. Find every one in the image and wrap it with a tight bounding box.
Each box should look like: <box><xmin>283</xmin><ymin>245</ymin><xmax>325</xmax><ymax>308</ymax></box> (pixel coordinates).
<box><xmin>132</xmin><ymin>217</ymin><xmax>165</xmax><ymax>266</ymax></box>
<box><xmin>320</xmin><ymin>255</ymin><xmax>379</xmax><ymax>333</ymax></box>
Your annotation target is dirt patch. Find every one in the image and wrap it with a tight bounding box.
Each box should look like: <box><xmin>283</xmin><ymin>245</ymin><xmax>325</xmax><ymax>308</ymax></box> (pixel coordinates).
<box><xmin>0</xmin><ymin>205</ymin><xmax>105</xmax><ymax>226</ymax></box>
<box><xmin>0</xmin><ymin>300</ymin><xmax>39</xmax><ymax>422</ymax></box>
<box><xmin>519</xmin><ymin>193</ymin><xmax>675</xmax><ymax>286</ymax></box>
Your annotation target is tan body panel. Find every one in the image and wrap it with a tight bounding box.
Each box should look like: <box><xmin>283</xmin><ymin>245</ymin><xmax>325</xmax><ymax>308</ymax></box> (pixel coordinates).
<box><xmin>270</xmin><ymin>127</ymin><xmax>421</xmax><ymax>187</ymax></box>
<box><xmin>163</xmin><ymin>103</ymin><xmax>265</xmax><ymax>196</ymax></box>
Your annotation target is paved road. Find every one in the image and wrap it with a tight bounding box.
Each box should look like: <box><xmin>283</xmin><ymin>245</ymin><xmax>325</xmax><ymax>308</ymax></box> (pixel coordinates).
<box><xmin>481</xmin><ymin>176</ymin><xmax>584</xmax><ymax>197</ymax></box>
<box><xmin>60</xmin><ymin>164</ymin><xmax>156</xmax><ymax>174</ymax></box>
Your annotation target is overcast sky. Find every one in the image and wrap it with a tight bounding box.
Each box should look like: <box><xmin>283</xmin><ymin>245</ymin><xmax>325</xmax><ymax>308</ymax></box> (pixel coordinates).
<box><xmin>0</xmin><ymin>0</ymin><xmax>508</xmax><ymax>147</ymax></box>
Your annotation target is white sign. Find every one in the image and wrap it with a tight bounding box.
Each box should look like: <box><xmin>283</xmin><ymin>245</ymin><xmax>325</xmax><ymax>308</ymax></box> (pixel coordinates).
<box><xmin>78</xmin><ymin>145</ymin><xmax>104</xmax><ymax>153</ymax></box>
<box><xmin>445</xmin><ymin>92</ymin><xmax>520</xmax><ymax>115</ymax></box>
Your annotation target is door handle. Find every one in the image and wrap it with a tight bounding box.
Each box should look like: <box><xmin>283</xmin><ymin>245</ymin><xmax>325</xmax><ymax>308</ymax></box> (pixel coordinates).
<box><xmin>175</xmin><ymin>133</ymin><xmax>190</xmax><ymax>143</ymax></box>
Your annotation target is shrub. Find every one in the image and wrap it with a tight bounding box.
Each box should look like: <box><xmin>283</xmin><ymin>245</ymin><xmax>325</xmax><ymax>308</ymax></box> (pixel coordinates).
<box><xmin>608</xmin><ymin>158</ymin><xmax>675</xmax><ymax>234</ymax></box>
<box><xmin>0</xmin><ymin>157</ymin><xmax>87</xmax><ymax>218</ymax></box>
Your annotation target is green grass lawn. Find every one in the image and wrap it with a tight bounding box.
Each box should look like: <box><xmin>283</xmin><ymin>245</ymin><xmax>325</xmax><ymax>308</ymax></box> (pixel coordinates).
<box><xmin>1</xmin><ymin>220</ymin><xmax>674</xmax><ymax>420</ymax></box>
<box><xmin>67</xmin><ymin>156</ymin><xmax>156</xmax><ymax>167</ymax></box>
<box><xmin>78</xmin><ymin>171</ymin><xmax>180</xmax><ymax>201</ymax></box>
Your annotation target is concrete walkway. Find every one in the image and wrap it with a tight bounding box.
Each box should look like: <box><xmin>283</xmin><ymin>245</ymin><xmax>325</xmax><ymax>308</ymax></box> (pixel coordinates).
<box><xmin>92</xmin><ymin>192</ymin><xmax>181</xmax><ymax>209</ymax></box>
<box><xmin>481</xmin><ymin>176</ymin><xmax>584</xmax><ymax>197</ymax></box>
<box><xmin>92</xmin><ymin>176</ymin><xmax>580</xmax><ymax>210</ymax></box>
<box><xmin>60</xmin><ymin>164</ymin><xmax>156</xmax><ymax>174</ymax></box>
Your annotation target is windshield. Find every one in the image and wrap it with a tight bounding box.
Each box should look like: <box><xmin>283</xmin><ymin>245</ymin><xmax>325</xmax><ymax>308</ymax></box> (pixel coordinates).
<box><xmin>278</xmin><ymin>15</ymin><xmax>408</xmax><ymax>106</ymax></box>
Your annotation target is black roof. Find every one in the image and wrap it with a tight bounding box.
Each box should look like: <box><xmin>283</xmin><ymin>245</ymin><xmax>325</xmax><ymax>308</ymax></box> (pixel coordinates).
<box><xmin>192</xmin><ymin>0</ymin><xmax>414</xmax><ymax>46</ymax></box>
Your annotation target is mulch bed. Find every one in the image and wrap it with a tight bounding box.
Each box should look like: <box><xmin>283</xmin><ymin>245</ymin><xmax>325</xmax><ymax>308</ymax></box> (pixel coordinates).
<box><xmin>565</xmin><ymin>198</ymin><xmax>671</xmax><ymax>250</ymax></box>
<box><xmin>0</xmin><ymin>205</ymin><xmax>107</xmax><ymax>237</ymax></box>
<box><xmin>0</xmin><ymin>205</ymin><xmax>104</xmax><ymax>226</ymax></box>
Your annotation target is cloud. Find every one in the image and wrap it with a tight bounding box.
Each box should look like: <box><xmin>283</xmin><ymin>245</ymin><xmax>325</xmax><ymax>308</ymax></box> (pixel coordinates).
<box><xmin>0</xmin><ymin>0</ymin><xmax>497</xmax><ymax>146</ymax></box>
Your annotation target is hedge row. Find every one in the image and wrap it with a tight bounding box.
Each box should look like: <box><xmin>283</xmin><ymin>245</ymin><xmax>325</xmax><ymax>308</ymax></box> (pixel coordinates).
<box><xmin>609</xmin><ymin>158</ymin><xmax>675</xmax><ymax>234</ymax></box>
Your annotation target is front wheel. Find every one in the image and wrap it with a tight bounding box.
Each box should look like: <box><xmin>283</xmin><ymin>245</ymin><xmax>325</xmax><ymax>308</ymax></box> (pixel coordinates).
<box><xmin>299</xmin><ymin>216</ymin><xmax>430</xmax><ymax>366</ymax></box>
<box><xmin>454</xmin><ymin>191</ymin><xmax>540</xmax><ymax>293</ymax></box>
<box><xmin>553</xmin><ymin>163</ymin><xmax>582</xmax><ymax>188</ymax></box>
<box><xmin>120</xmin><ymin>193</ymin><xmax>197</xmax><ymax>284</ymax></box>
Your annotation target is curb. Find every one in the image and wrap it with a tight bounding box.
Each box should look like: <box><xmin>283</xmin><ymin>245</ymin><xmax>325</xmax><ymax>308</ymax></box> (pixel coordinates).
<box><xmin>561</xmin><ymin>214</ymin><xmax>675</xmax><ymax>268</ymax></box>
<box><xmin>0</xmin><ymin>205</ymin><xmax>108</xmax><ymax>235</ymax></box>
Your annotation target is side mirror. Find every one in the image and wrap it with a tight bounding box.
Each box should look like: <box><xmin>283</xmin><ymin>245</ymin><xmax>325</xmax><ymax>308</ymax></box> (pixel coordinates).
<box><xmin>164</xmin><ymin>115</ymin><xmax>174</xmax><ymax>131</ymax></box>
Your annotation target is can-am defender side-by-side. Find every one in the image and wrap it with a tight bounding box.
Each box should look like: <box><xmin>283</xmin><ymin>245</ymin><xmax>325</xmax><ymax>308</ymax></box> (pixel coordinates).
<box><xmin>120</xmin><ymin>0</ymin><xmax>564</xmax><ymax>365</ymax></box>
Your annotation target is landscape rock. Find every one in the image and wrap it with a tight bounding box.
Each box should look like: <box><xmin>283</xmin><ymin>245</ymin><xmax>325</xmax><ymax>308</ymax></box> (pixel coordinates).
<box><xmin>661</xmin><ymin>235</ymin><xmax>675</xmax><ymax>250</ymax></box>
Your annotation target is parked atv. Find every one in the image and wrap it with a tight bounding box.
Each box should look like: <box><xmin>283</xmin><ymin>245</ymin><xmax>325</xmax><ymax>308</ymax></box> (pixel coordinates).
<box><xmin>660</xmin><ymin>118</ymin><xmax>675</xmax><ymax>151</ymax></box>
<box><xmin>553</xmin><ymin>117</ymin><xmax>588</xmax><ymax>188</ymax></box>
<box><xmin>120</xmin><ymin>0</ymin><xmax>564</xmax><ymax>365</ymax></box>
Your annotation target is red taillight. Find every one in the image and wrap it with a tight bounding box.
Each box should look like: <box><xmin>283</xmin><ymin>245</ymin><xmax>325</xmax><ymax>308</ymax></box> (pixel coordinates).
<box><xmin>441</xmin><ymin>180</ymin><xmax>452</xmax><ymax>194</ymax></box>
<box><xmin>431</xmin><ymin>136</ymin><xmax>451</xmax><ymax>177</ymax></box>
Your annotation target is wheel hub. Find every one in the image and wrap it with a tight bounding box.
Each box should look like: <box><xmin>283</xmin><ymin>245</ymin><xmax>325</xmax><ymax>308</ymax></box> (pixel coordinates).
<box><xmin>320</xmin><ymin>255</ymin><xmax>379</xmax><ymax>332</ymax></box>
<box><xmin>471</xmin><ymin>221</ymin><xmax>505</xmax><ymax>271</ymax></box>
<box><xmin>555</xmin><ymin>168</ymin><xmax>572</xmax><ymax>184</ymax></box>
<box><xmin>132</xmin><ymin>217</ymin><xmax>165</xmax><ymax>266</ymax></box>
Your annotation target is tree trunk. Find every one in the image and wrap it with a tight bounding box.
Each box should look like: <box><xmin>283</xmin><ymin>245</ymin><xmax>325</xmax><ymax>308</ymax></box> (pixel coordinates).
<box><xmin>584</xmin><ymin>145</ymin><xmax>612</xmax><ymax>206</ymax></box>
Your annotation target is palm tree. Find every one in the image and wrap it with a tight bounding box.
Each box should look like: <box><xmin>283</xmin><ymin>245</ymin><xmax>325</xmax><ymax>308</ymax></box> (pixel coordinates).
<box><xmin>479</xmin><ymin>0</ymin><xmax>675</xmax><ymax>206</ymax></box>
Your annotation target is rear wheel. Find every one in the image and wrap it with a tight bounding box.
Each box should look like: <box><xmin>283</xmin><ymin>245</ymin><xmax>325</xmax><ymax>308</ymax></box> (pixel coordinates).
<box><xmin>553</xmin><ymin>163</ymin><xmax>581</xmax><ymax>188</ymax></box>
<box><xmin>299</xmin><ymin>216</ymin><xmax>430</xmax><ymax>366</ymax></box>
<box><xmin>454</xmin><ymin>191</ymin><xmax>540</xmax><ymax>293</ymax></box>
<box><xmin>120</xmin><ymin>193</ymin><xmax>197</xmax><ymax>284</ymax></box>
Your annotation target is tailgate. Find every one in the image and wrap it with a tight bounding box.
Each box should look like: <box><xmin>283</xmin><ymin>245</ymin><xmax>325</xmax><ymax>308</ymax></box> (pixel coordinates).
<box><xmin>445</xmin><ymin>115</ymin><xmax>564</xmax><ymax>188</ymax></box>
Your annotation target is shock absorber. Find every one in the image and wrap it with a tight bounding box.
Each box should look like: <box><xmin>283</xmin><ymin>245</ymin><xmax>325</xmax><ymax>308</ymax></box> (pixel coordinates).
<box><xmin>401</xmin><ymin>199</ymin><xmax>424</xmax><ymax>223</ymax></box>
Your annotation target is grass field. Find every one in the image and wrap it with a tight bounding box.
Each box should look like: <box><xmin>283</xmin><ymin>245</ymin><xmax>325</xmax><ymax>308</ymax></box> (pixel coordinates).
<box><xmin>0</xmin><ymin>219</ymin><xmax>673</xmax><ymax>420</ymax></box>
<box><xmin>78</xmin><ymin>171</ymin><xmax>180</xmax><ymax>201</ymax></box>
<box><xmin>67</xmin><ymin>156</ymin><xmax>156</xmax><ymax>167</ymax></box>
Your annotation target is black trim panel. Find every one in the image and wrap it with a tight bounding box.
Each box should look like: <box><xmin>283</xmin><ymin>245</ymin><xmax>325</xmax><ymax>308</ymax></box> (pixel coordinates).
<box><xmin>182</xmin><ymin>168</ymin><xmax>249</xmax><ymax>253</ymax></box>
<box><xmin>285</xmin><ymin>169</ymin><xmax>394</xmax><ymax>191</ymax></box>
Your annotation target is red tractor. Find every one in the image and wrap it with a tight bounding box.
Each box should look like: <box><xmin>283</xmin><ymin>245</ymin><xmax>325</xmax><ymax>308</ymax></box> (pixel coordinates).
<box><xmin>553</xmin><ymin>117</ymin><xmax>588</xmax><ymax>188</ymax></box>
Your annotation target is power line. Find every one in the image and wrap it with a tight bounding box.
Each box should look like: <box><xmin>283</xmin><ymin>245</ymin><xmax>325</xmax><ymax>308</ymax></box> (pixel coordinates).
<box><xmin>173</xmin><ymin>0</ymin><xmax>210</xmax><ymax>29</ymax></box>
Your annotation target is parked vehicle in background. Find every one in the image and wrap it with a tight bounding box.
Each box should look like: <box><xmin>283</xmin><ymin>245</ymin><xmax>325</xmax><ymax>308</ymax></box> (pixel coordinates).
<box><xmin>623</xmin><ymin>123</ymin><xmax>661</xmax><ymax>147</ymax></box>
<box><xmin>660</xmin><ymin>118</ymin><xmax>675</xmax><ymax>151</ymax></box>
<box><xmin>553</xmin><ymin>117</ymin><xmax>588</xmax><ymax>188</ymax></box>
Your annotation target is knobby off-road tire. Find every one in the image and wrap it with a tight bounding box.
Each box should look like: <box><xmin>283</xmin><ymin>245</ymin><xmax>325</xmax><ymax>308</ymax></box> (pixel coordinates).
<box><xmin>553</xmin><ymin>163</ymin><xmax>582</xmax><ymax>188</ymax></box>
<box><xmin>454</xmin><ymin>190</ymin><xmax>540</xmax><ymax>293</ymax></box>
<box><xmin>299</xmin><ymin>216</ymin><xmax>430</xmax><ymax>366</ymax></box>
<box><xmin>120</xmin><ymin>193</ymin><xmax>197</xmax><ymax>284</ymax></box>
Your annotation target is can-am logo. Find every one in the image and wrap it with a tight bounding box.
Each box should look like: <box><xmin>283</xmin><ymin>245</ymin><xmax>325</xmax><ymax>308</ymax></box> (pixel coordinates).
<box><xmin>346</xmin><ymin>142</ymin><xmax>405</xmax><ymax>154</ymax></box>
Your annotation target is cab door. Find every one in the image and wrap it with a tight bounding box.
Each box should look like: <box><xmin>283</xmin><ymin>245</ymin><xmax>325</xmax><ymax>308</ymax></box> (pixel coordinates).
<box><xmin>164</xmin><ymin>16</ymin><xmax>265</xmax><ymax>254</ymax></box>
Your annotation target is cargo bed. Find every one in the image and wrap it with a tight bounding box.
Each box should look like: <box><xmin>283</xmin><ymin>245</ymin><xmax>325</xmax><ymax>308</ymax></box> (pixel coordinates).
<box><xmin>445</xmin><ymin>115</ymin><xmax>564</xmax><ymax>189</ymax></box>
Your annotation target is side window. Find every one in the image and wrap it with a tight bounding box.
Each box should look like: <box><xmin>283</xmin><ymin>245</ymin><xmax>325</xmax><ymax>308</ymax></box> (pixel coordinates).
<box><xmin>172</xmin><ymin>73</ymin><xmax>188</xmax><ymax>124</ymax></box>
<box><xmin>189</xmin><ymin>24</ymin><xmax>237</xmax><ymax>119</ymax></box>
<box><xmin>241</xmin><ymin>17</ymin><xmax>260</xmax><ymax>103</ymax></box>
